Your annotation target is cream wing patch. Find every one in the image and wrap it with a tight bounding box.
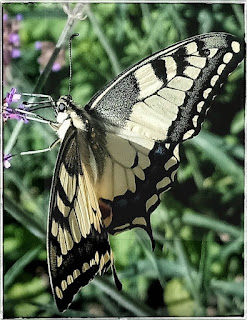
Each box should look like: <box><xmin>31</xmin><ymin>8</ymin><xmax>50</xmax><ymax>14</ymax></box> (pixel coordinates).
<box><xmin>96</xmin><ymin>134</ymin><xmax>151</xmax><ymax>201</ymax></box>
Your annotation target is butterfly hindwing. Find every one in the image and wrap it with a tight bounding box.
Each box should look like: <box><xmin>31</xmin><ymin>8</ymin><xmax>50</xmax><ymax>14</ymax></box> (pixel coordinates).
<box><xmin>96</xmin><ymin>133</ymin><xmax>180</xmax><ymax>244</ymax></box>
<box><xmin>48</xmin><ymin>126</ymin><xmax>114</xmax><ymax>312</ymax></box>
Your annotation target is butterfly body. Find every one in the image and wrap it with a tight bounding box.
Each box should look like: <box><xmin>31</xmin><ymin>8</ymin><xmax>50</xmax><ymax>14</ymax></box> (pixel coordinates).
<box><xmin>46</xmin><ymin>33</ymin><xmax>244</xmax><ymax>311</ymax></box>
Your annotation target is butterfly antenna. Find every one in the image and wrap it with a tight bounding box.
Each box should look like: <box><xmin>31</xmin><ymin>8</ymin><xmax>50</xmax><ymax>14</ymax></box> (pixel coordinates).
<box><xmin>68</xmin><ymin>33</ymin><xmax>79</xmax><ymax>97</ymax></box>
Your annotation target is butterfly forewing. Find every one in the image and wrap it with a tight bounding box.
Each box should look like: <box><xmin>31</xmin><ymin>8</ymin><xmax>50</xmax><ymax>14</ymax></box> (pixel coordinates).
<box><xmin>87</xmin><ymin>33</ymin><xmax>244</xmax><ymax>144</ymax></box>
<box><xmin>48</xmin><ymin>126</ymin><xmax>114</xmax><ymax>312</ymax></box>
<box><xmin>84</xmin><ymin>33</ymin><xmax>244</xmax><ymax>239</ymax></box>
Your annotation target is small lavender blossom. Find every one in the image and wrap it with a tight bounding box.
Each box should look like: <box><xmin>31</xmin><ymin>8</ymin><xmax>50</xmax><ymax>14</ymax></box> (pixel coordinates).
<box><xmin>52</xmin><ymin>62</ymin><xmax>61</xmax><ymax>72</ymax></box>
<box><xmin>37</xmin><ymin>41</ymin><xmax>65</xmax><ymax>72</ymax></box>
<box><xmin>3</xmin><ymin>88</ymin><xmax>29</xmax><ymax>123</ymax></box>
<box><xmin>3</xmin><ymin>154</ymin><xmax>12</xmax><ymax>169</ymax></box>
<box><xmin>16</xmin><ymin>14</ymin><xmax>23</xmax><ymax>21</ymax></box>
<box><xmin>9</xmin><ymin>33</ymin><xmax>20</xmax><ymax>46</ymax></box>
<box><xmin>35</xmin><ymin>41</ymin><xmax>42</xmax><ymax>50</ymax></box>
<box><xmin>11</xmin><ymin>48</ymin><xmax>21</xmax><ymax>59</ymax></box>
<box><xmin>5</xmin><ymin>88</ymin><xmax>21</xmax><ymax>104</ymax></box>
<box><xmin>3</xmin><ymin>10</ymin><xmax>22</xmax><ymax>84</ymax></box>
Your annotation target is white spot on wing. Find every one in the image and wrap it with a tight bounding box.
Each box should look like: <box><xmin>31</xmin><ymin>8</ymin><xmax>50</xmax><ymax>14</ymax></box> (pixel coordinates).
<box><xmin>133</xmin><ymin>166</ymin><xmax>145</xmax><ymax>181</ymax></box>
<box><xmin>132</xmin><ymin>217</ymin><xmax>147</xmax><ymax>226</ymax></box>
<box><xmin>156</xmin><ymin>177</ymin><xmax>170</xmax><ymax>190</ymax></box>
<box><xmin>183</xmin><ymin>66</ymin><xmax>201</xmax><ymax>79</ymax></box>
<box><xmin>57</xmin><ymin>192</ymin><xmax>70</xmax><ymax>217</ymax></box>
<box><xmin>69</xmin><ymin>210</ymin><xmax>81</xmax><ymax>243</ymax></box>
<box><xmin>208</xmin><ymin>48</ymin><xmax>218</xmax><ymax>58</ymax></box>
<box><xmin>164</xmin><ymin>156</ymin><xmax>178</xmax><ymax>170</ymax></box>
<box><xmin>203</xmin><ymin>88</ymin><xmax>212</xmax><ymax>99</ymax></box>
<box><xmin>114</xmin><ymin>162</ymin><xmax>128</xmax><ymax>196</ymax></box>
<box><xmin>130</xmin><ymin>101</ymin><xmax>170</xmax><ymax>140</ymax></box>
<box><xmin>162</xmin><ymin>56</ymin><xmax>177</xmax><ymax>81</ymax></box>
<box><xmin>231</xmin><ymin>41</ymin><xmax>240</xmax><ymax>53</ymax></box>
<box><xmin>51</xmin><ymin>219</ymin><xmax>58</xmax><ymax>237</ymax></box>
<box><xmin>186</xmin><ymin>56</ymin><xmax>206</xmax><ymax>68</ymax></box>
<box><xmin>126</xmin><ymin>168</ymin><xmax>136</xmax><ymax>193</ymax></box>
<box><xmin>168</xmin><ymin>76</ymin><xmax>193</xmax><ymax>91</ymax></box>
<box><xmin>135</xmin><ymin>63</ymin><xmax>163</xmax><ymax>99</ymax></box>
<box><xmin>183</xmin><ymin>129</ymin><xmax>195</xmax><ymax>140</ymax></box>
<box><xmin>137</xmin><ymin>151</ymin><xmax>150</xmax><ymax>169</ymax></box>
<box><xmin>223</xmin><ymin>52</ymin><xmax>233</xmax><ymax>63</ymax></box>
<box><xmin>61</xmin><ymin>280</ymin><xmax>67</xmax><ymax>291</ymax></box>
<box><xmin>97</xmin><ymin>156</ymin><xmax>113</xmax><ymax>200</ymax></box>
<box><xmin>55</xmin><ymin>286</ymin><xmax>63</xmax><ymax>299</ymax></box>
<box><xmin>64</xmin><ymin>229</ymin><xmax>73</xmax><ymax>251</ymax></box>
<box><xmin>217</xmin><ymin>64</ymin><xmax>225</xmax><ymax>75</ymax></box>
<box><xmin>210</xmin><ymin>74</ymin><xmax>219</xmax><ymax>86</ymax></box>
<box><xmin>146</xmin><ymin>194</ymin><xmax>158</xmax><ymax>211</ymax></box>
<box><xmin>192</xmin><ymin>115</ymin><xmax>199</xmax><ymax>127</ymax></box>
<box><xmin>185</xmin><ymin>41</ymin><xmax>198</xmax><ymax>53</ymax></box>
<box><xmin>66</xmin><ymin>175</ymin><xmax>76</xmax><ymax>202</ymax></box>
<box><xmin>58</xmin><ymin>225</ymin><xmax>67</xmax><ymax>255</ymax></box>
<box><xmin>107</xmin><ymin>134</ymin><xmax>136</xmax><ymax>168</ymax></box>
<box><xmin>173</xmin><ymin>144</ymin><xmax>180</xmax><ymax>161</ymax></box>
<box><xmin>57</xmin><ymin>255</ymin><xmax>62</xmax><ymax>268</ymax></box>
<box><xmin>158</xmin><ymin>87</ymin><xmax>186</xmax><ymax>106</ymax></box>
<box><xmin>197</xmin><ymin>101</ymin><xmax>204</xmax><ymax>112</ymax></box>
<box><xmin>145</xmin><ymin>95</ymin><xmax>179</xmax><ymax>118</ymax></box>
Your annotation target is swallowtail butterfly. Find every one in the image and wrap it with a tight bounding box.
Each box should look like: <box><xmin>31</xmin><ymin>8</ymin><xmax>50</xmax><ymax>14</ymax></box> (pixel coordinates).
<box><xmin>42</xmin><ymin>33</ymin><xmax>243</xmax><ymax>311</ymax></box>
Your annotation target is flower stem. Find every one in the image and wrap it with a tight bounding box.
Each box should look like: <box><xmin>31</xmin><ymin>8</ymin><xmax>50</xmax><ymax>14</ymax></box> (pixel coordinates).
<box><xmin>5</xmin><ymin>3</ymin><xmax>88</xmax><ymax>155</ymax></box>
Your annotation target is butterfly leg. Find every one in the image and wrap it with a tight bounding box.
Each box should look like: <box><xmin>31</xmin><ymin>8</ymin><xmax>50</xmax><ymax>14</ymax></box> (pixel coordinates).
<box><xmin>20</xmin><ymin>138</ymin><xmax>60</xmax><ymax>156</ymax></box>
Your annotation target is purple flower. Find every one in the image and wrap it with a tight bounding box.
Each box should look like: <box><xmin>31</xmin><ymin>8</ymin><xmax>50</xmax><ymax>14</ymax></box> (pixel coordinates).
<box><xmin>17</xmin><ymin>104</ymin><xmax>29</xmax><ymax>123</ymax></box>
<box><xmin>9</xmin><ymin>33</ymin><xmax>20</xmax><ymax>46</ymax></box>
<box><xmin>52</xmin><ymin>62</ymin><xmax>61</xmax><ymax>72</ymax></box>
<box><xmin>36</xmin><ymin>41</ymin><xmax>65</xmax><ymax>72</ymax></box>
<box><xmin>11</xmin><ymin>48</ymin><xmax>21</xmax><ymax>58</ymax></box>
<box><xmin>3</xmin><ymin>154</ymin><xmax>12</xmax><ymax>169</ymax></box>
<box><xmin>3</xmin><ymin>105</ymin><xmax>29</xmax><ymax>123</ymax></box>
<box><xmin>3</xmin><ymin>10</ymin><xmax>22</xmax><ymax>84</ymax></box>
<box><xmin>5</xmin><ymin>88</ymin><xmax>21</xmax><ymax>105</ymax></box>
<box><xmin>3</xmin><ymin>89</ymin><xmax>29</xmax><ymax>123</ymax></box>
<box><xmin>16</xmin><ymin>14</ymin><xmax>23</xmax><ymax>21</ymax></box>
<box><xmin>35</xmin><ymin>41</ymin><xmax>42</xmax><ymax>50</ymax></box>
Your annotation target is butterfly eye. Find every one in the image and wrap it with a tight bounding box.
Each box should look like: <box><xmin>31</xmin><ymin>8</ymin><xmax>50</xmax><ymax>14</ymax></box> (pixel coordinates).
<box><xmin>58</xmin><ymin>103</ymin><xmax>66</xmax><ymax>112</ymax></box>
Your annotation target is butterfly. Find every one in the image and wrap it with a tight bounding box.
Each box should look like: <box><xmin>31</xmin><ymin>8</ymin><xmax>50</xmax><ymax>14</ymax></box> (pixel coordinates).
<box><xmin>40</xmin><ymin>32</ymin><xmax>244</xmax><ymax>311</ymax></box>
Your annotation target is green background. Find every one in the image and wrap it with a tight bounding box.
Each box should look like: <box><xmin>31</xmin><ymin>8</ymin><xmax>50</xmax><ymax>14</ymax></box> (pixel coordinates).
<box><xmin>3</xmin><ymin>2</ymin><xmax>244</xmax><ymax>318</ymax></box>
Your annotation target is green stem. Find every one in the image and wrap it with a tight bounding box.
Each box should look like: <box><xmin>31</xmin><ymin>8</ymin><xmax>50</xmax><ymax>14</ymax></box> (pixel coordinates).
<box><xmin>86</xmin><ymin>6</ymin><xmax>121</xmax><ymax>76</ymax></box>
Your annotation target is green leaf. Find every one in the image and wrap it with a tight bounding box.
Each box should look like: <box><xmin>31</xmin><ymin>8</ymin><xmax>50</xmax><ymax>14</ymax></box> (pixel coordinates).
<box><xmin>93</xmin><ymin>277</ymin><xmax>155</xmax><ymax>317</ymax></box>
<box><xmin>182</xmin><ymin>212</ymin><xmax>242</xmax><ymax>238</ymax></box>
<box><xmin>211</xmin><ymin>279</ymin><xmax>244</xmax><ymax>298</ymax></box>
<box><xmin>164</xmin><ymin>278</ymin><xmax>195</xmax><ymax>316</ymax></box>
<box><xmin>191</xmin><ymin>131</ymin><xmax>243</xmax><ymax>186</ymax></box>
<box><xmin>4</xmin><ymin>196</ymin><xmax>46</xmax><ymax>240</ymax></box>
<box><xmin>4</xmin><ymin>246</ymin><xmax>42</xmax><ymax>291</ymax></box>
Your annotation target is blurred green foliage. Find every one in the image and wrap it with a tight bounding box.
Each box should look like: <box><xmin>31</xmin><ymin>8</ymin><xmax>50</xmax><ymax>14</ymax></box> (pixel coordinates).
<box><xmin>3</xmin><ymin>3</ymin><xmax>244</xmax><ymax>318</ymax></box>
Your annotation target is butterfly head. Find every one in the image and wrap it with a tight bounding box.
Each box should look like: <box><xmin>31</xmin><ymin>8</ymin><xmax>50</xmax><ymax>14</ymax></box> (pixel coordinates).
<box><xmin>55</xmin><ymin>95</ymin><xmax>89</xmax><ymax>140</ymax></box>
<box><xmin>55</xmin><ymin>95</ymin><xmax>73</xmax><ymax>122</ymax></box>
